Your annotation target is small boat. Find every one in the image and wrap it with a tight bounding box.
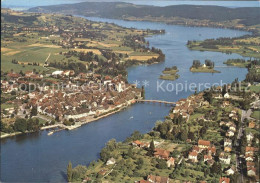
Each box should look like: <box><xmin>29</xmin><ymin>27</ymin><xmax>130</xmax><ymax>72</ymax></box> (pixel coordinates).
<box><xmin>129</xmin><ymin>116</ymin><xmax>134</xmax><ymax>119</ymax></box>
<box><xmin>47</xmin><ymin>131</ymin><xmax>54</xmax><ymax>136</ymax></box>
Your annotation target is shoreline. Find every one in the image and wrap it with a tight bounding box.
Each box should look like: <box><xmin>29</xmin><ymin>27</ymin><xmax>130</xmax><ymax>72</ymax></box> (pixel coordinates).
<box><xmin>1</xmin><ymin>100</ymin><xmax>138</xmax><ymax>139</ymax></box>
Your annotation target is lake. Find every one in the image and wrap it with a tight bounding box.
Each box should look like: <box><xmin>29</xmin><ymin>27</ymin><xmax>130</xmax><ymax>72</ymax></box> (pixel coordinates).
<box><xmin>1</xmin><ymin>10</ymin><xmax>251</xmax><ymax>183</ymax></box>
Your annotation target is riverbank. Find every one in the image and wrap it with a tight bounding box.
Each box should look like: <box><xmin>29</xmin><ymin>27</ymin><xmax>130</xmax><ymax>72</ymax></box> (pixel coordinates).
<box><xmin>64</xmin><ymin>101</ymin><xmax>136</xmax><ymax>131</ymax></box>
<box><xmin>0</xmin><ymin>124</ymin><xmax>60</xmax><ymax>139</ymax></box>
<box><xmin>1</xmin><ymin>99</ymin><xmax>139</xmax><ymax>138</ymax></box>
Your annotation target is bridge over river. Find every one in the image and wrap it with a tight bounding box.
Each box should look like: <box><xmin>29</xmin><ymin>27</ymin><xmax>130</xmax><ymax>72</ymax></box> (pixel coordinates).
<box><xmin>136</xmin><ymin>99</ymin><xmax>176</xmax><ymax>106</ymax></box>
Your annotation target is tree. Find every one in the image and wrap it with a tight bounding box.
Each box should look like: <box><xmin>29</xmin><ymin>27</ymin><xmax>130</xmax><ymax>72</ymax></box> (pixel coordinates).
<box><xmin>127</xmin><ymin>147</ymin><xmax>133</xmax><ymax>158</ymax></box>
<box><xmin>136</xmin><ymin>158</ymin><xmax>144</xmax><ymax>170</ymax></box>
<box><xmin>14</xmin><ymin>118</ymin><xmax>27</xmax><ymax>133</ymax></box>
<box><xmin>156</xmin><ymin>159</ymin><xmax>167</xmax><ymax>169</ymax></box>
<box><xmin>0</xmin><ymin>121</ymin><xmax>7</xmax><ymax>132</ymax></box>
<box><xmin>188</xmin><ymin>131</ymin><xmax>195</xmax><ymax>140</ymax></box>
<box><xmin>210</xmin><ymin>162</ymin><xmax>221</xmax><ymax>175</ymax></box>
<box><xmin>71</xmin><ymin>165</ymin><xmax>88</xmax><ymax>181</ymax></box>
<box><xmin>67</xmin><ymin>161</ymin><xmax>72</xmax><ymax>182</ymax></box>
<box><xmin>180</xmin><ymin>129</ymin><xmax>188</xmax><ymax>141</ymax></box>
<box><xmin>147</xmin><ymin>140</ymin><xmax>155</xmax><ymax>156</ymax></box>
<box><xmin>203</xmin><ymin>90</ymin><xmax>213</xmax><ymax>104</ymax></box>
<box><xmin>30</xmin><ymin>106</ymin><xmax>37</xmax><ymax>117</ymax></box>
<box><xmin>141</xmin><ymin>86</ymin><xmax>145</xmax><ymax>99</ymax></box>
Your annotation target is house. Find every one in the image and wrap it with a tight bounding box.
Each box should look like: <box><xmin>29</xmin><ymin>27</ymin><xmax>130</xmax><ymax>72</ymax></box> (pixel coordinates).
<box><xmin>229</xmin><ymin>125</ymin><xmax>236</xmax><ymax>132</ymax></box>
<box><xmin>248</xmin><ymin>121</ymin><xmax>256</xmax><ymax>129</ymax></box>
<box><xmin>132</xmin><ymin>140</ymin><xmax>150</xmax><ymax>148</ymax></box>
<box><xmin>247</xmin><ymin>167</ymin><xmax>256</xmax><ymax>177</ymax></box>
<box><xmin>219</xmin><ymin>177</ymin><xmax>230</xmax><ymax>183</ymax></box>
<box><xmin>226</xmin><ymin>121</ymin><xmax>235</xmax><ymax>127</ymax></box>
<box><xmin>52</xmin><ymin>70</ymin><xmax>63</xmax><ymax>76</ymax></box>
<box><xmin>192</xmin><ymin>146</ymin><xmax>200</xmax><ymax>153</ymax></box>
<box><xmin>204</xmin><ymin>155</ymin><xmax>212</xmax><ymax>162</ymax></box>
<box><xmin>83</xmin><ymin>177</ymin><xmax>91</xmax><ymax>182</ymax></box>
<box><xmin>166</xmin><ymin>157</ymin><xmax>175</xmax><ymax>167</ymax></box>
<box><xmin>154</xmin><ymin>149</ymin><xmax>170</xmax><ymax>160</ymax></box>
<box><xmin>188</xmin><ymin>151</ymin><xmax>198</xmax><ymax>162</ymax></box>
<box><xmin>219</xmin><ymin>152</ymin><xmax>231</xmax><ymax>165</ymax></box>
<box><xmin>208</xmin><ymin>146</ymin><xmax>216</xmax><ymax>155</ymax></box>
<box><xmin>78</xmin><ymin>72</ymin><xmax>87</xmax><ymax>79</ymax></box>
<box><xmin>246</xmin><ymin>162</ymin><xmax>255</xmax><ymax>168</ymax></box>
<box><xmin>224</xmin><ymin>138</ymin><xmax>232</xmax><ymax>147</ymax></box>
<box><xmin>106</xmin><ymin>157</ymin><xmax>116</xmax><ymax>165</ymax></box>
<box><xmin>245</xmin><ymin>146</ymin><xmax>255</xmax><ymax>156</ymax></box>
<box><xmin>198</xmin><ymin>140</ymin><xmax>211</xmax><ymax>149</ymax></box>
<box><xmin>136</xmin><ymin>180</ymin><xmax>151</xmax><ymax>183</ymax></box>
<box><xmin>219</xmin><ymin>121</ymin><xmax>226</xmax><ymax>126</ymax></box>
<box><xmin>132</xmin><ymin>140</ymin><xmax>142</xmax><ymax>147</ymax></box>
<box><xmin>245</xmin><ymin>155</ymin><xmax>254</xmax><ymax>162</ymax></box>
<box><xmin>224</xmin><ymin>145</ymin><xmax>232</xmax><ymax>153</ymax></box>
<box><xmin>25</xmin><ymin>71</ymin><xmax>34</xmax><ymax>77</ymax></box>
<box><xmin>222</xmin><ymin>101</ymin><xmax>230</xmax><ymax>107</ymax></box>
<box><xmin>206</xmin><ymin>159</ymin><xmax>215</xmax><ymax>166</ymax></box>
<box><xmin>246</xmin><ymin>132</ymin><xmax>254</xmax><ymax>142</ymax></box>
<box><xmin>63</xmin><ymin>70</ymin><xmax>74</xmax><ymax>76</ymax></box>
<box><xmin>224</xmin><ymin>93</ymin><xmax>230</xmax><ymax>99</ymax></box>
<box><xmin>225</xmin><ymin>166</ymin><xmax>235</xmax><ymax>175</ymax></box>
<box><xmin>147</xmin><ymin>175</ymin><xmax>169</xmax><ymax>183</ymax></box>
<box><xmin>98</xmin><ymin>169</ymin><xmax>107</xmax><ymax>176</ymax></box>
<box><xmin>226</xmin><ymin>130</ymin><xmax>234</xmax><ymax>137</ymax></box>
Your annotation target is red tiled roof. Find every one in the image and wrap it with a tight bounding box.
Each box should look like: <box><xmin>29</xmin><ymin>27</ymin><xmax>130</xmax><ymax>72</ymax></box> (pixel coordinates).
<box><xmin>198</xmin><ymin>139</ymin><xmax>211</xmax><ymax>146</ymax></box>
<box><xmin>219</xmin><ymin>177</ymin><xmax>230</xmax><ymax>183</ymax></box>
<box><xmin>189</xmin><ymin>151</ymin><xmax>198</xmax><ymax>157</ymax></box>
<box><xmin>147</xmin><ymin>175</ymin><xmax>168</xmax><ymax>183</ymax></box>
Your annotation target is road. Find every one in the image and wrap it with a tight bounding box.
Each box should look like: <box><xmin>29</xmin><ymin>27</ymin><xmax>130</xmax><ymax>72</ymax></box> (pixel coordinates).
<box><xmin>235</xmin><ymin>108</ymin><xmax>253</xmax><ymax>183</ymax></box>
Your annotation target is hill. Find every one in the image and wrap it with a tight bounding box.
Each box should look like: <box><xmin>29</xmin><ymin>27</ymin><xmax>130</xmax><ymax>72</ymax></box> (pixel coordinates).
<box><xmin>28</xmin><ymin>2</ymin><xmax>260</xmax><ymax>26</ymax></box>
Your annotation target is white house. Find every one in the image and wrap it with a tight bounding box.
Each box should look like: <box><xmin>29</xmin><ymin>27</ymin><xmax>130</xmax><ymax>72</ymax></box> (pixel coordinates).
<box><xmin>52</xmin><ymin>70</ymin><xmax>63</xmax><ymax>76</ymax></box>
<box><xmin>167</xmin><ymin>157</ymin><xmax>175</xmax><ymax>167</ymax></box>
<box><xmin>224</xmin><ymin>93</ymin><xmax>230</xmax><ymax>99</ymax></box>
<box><xmin>188</xmin><ymin>151</ymin><xmax>198</xmax><ymax>162</ymax></box>
<box><xmin>246</xmin><ymin>133</ymin><xmax>254</xmax><ymax>142</ymax></box>
<box><xmin>224</xmin><ymin>138</ymin><xmax>232</xmax><ymax>147</ymax></box>
<box><xmin>225</xmin><ymin>166</ymin><xmax>235</xmax><ymax>175</ymax></box>
<box><xmin>247</xmin><ymin>168</ymin><xmax>256</xmax><ymax>177</ymax></box>
<box><xmin>106</xmin><ymin>157</ymin><xmax>116</xmax><ymax>165</ymax></box>
<box><xmin>219</xmin><ymin>152</ymin><xmax>231</xmax><ymax>165</ymax></box>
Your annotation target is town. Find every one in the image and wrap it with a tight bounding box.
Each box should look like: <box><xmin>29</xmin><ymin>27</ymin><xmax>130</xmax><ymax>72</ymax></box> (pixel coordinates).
<box><xmin>1</xmin><ymin>69</ymin><xmax>144</xmax><ymax>136</ymax></box>
<box><xmin>67</xmin><ymin>83</ymin><xmax>260</xmax><ymax>183</ymax></box>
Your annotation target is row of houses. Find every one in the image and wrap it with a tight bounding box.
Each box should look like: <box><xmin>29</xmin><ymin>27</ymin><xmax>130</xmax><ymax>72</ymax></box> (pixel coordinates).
<box><xmin>188</xmin><ymin>139</ymin><xmax>216</xmax><ymax>165</ymax></box>
<box><xmin>171</xmin><ymin>93</ymin><xmax>205</xmax><ymax>120</ymax></box>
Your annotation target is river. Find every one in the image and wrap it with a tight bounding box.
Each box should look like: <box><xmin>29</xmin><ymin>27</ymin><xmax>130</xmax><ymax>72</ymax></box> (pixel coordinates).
<box><xmin>1</xmin><ymin>14</ymin><xmax>251</xmax><ymax>183</ymax></box>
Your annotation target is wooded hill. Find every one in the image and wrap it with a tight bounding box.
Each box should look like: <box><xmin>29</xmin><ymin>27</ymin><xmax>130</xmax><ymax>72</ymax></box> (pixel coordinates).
<box><xmin>28</xmin><ymin>2</ymin><xmax>260</xmax><ymax>26</ymax></box>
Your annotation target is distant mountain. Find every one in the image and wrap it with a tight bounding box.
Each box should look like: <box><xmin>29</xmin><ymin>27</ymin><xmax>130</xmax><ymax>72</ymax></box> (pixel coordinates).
<box><xmin>28</xmin><ymin>2</ymin><xmax>260</xmax><ymax>25</ymax></box>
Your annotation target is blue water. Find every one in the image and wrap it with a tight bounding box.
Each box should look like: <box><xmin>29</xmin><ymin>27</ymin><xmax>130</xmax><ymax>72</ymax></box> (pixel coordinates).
<box><xmin>0</xmin><ymin>8</ymin><xmax>252</xmax><ymax>183</ymax></box>
<box><xmin>2</xmin><ymin>0</ymin><xmax>259</xmax><ymax>10</ymax></box>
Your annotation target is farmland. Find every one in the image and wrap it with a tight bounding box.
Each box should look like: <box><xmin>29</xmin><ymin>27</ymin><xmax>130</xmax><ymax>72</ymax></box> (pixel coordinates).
<box><xmin>1</xmin><ymin>9</ymin><xmax>165</xmax><ymax>75</ymax></box>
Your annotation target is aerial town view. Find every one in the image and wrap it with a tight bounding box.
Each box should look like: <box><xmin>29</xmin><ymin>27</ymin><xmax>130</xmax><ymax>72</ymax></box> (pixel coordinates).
<box><xmin>1</xmin><ymin>0</ymin><xmax>260</xmax><ymax>183</ymax></box>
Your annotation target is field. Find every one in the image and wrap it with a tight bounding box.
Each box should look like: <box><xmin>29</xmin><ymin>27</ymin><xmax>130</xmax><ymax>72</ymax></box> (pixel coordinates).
<box><xmin>249</xmin><ymin>84</ymin><xmax>260</xmax><ymax>93</ymax></box>
<box><xmin>73</xmin><ymin>48</ymin><xmax>102</xmax><ymax>55</ymax></box>
<box><xmin>251</xmin><ymin>110</ymin><xmax>260</xmax><ymax>120</ymax></box>
<box><xmin>1</xmin><ymin>10</ymin><xmax>163</xmax><ymax>74</ymax></box>
<box><xmin>188</xmin><ymin>37</ymin><xmax>260</xmax><ymax>59</ymax></box>
<box><xmin>128</xmin><ymin>55</ymin><xmax>158</xmax><ymax>61</ymax></box>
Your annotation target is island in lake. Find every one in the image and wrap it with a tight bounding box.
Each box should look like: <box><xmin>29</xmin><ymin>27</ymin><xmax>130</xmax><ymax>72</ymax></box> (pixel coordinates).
<box><xmin>190</xmin><ymin>59</ymin><xmax>220</xmax><ymax>73</ymax></box>
<box><xmin>159</xmin><ymin>66</ymin><xmax>179</xmax><ymax>80</ymax></box>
